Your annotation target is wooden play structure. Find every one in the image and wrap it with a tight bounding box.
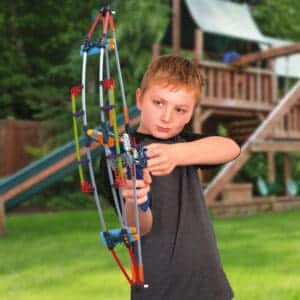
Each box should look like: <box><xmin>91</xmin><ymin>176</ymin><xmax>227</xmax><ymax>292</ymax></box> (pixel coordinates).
<box><xmin>152</xmin><ymin>0</ymin><xmax>300</xmax><ymax>216</ymax></box>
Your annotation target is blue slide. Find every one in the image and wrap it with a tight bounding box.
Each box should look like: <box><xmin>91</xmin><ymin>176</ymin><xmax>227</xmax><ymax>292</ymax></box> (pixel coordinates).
<box><xmin>0</xmin><ymin>107</ymin><xmax>140</xmax><ymax>210</ymax></box>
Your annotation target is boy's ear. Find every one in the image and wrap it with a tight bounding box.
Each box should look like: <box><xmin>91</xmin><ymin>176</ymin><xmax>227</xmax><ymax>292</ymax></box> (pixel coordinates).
<box><xmin>136</xmin><ymin>88</ymin><xmax>142</xmax><ymax>110</ymax></box>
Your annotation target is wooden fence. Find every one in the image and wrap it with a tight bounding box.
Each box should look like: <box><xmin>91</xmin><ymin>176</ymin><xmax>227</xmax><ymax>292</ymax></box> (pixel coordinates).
<box><xmin>0</xmin><ymin>118</ymin><xmax>40</xmax><ymax>177</ymax></box>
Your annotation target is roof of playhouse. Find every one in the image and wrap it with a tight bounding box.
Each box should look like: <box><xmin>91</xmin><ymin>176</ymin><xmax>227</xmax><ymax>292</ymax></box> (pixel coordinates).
<box><xmin>185</xmin><ymin>0</ymin><xmax>267</xmax><ymax>44</ymax></box>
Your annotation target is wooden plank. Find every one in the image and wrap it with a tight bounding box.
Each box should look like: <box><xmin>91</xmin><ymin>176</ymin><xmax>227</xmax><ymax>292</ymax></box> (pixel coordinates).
<box><xmin>267</xmin><ymin>152</ymin><xmax>275</xmax><ymax>182</ymax></box>
<box><xmin>209</xmin><ymin>196</ymin><xmax>276</xmax><ymax>208</ymax></box>
<box><xmin>248</xmin><ymin>74</ymin><xmax>255</xmax><ymax>101</ymax></box>
<box><xmin>223</xmin><ymin>71</ymin><xmax>231</xmax><ymax>98</ymax></box>
<box><xmin>272</xmin><ymin>70</ymin><xmax>278</xmax><ymax>103</ymax></box>
<box><xmin>230</xmin><ymin>43</ymin><xmax>300</xmax><ymax>67</ymax></box>
<box><xmin>192</xmin><ymin>104</ymin><xmax>202</xmax><ymax>134</ymax></box>
<box><xmin>263</xmin><ymin>75</ymin><xmax>270</xmax><ymax>103</ymax></box>
<box><xmin>216</xmin><ymin>70</ymin><xmax>223</xmax><ymax>98</ymax></box>
<box><xmin>284</xmin><ymin>155</ymin><xmax>291</xmax><ymax>196</ymax></box>
<box><xmin>201</xmin><ymin>98</ymin><xmax>272</xmax><ymax>112</ymax></box>
<box><xmin>293</xmin><ymin>107</ymin><xmax>298</xmax><ymax>131</ymax></box>
<box><xmin>193</xmin><ymin>29</ymin><xmax>203</xmax><ymax>64</ymax></box>
<box><xmin>298</xmin><ymin>106</ymin><xmax>300</xmax><ymax>130</ymax></box>
<box><xmin>233</xmin><ymin>72</ymin><xmax>239</xmax><ymax>99</ymax></box>
<box><xmin>6</xmin><ymin>119</ymin><xmax>15</xmax><ymax>176</ymax></box>
<box><xmin>207</xmin><ymin>109</ymin><xmax>254</xmax><ymax>118</ymax></box>
<box><xmin>199</xmin><ymin>60</ymin><xmax>274</xmax><ymax>76</ymax></box>
<box><xmin>172</xmin><ymin>0</ymin><xmax>181</xmax><ymax>54</ymax></box>
<box><xmin>240</xmin><ymin>74</ymin><xmax>246</xmax><ymax>100</ymax></box>
<box><xmin>251</xmin><ymin>141</ymin><xmax>300</xmax><ymax>152</ymax></box>
<box><xmin>208</xmin><ymin>69</ymin><xmax>215</xmax><ymax>98</ymax></box>
<box><xmin>152</xmin><ymin>43</ymin><xmax>160</xmax><ymax>59</ymax></box>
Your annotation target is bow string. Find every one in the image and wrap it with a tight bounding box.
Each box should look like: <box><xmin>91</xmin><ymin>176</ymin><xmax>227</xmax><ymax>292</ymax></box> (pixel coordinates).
<box><xmin>70</xmin><ymin>5</ymin><xmax>148</xmax><ymax>289</ymax></box>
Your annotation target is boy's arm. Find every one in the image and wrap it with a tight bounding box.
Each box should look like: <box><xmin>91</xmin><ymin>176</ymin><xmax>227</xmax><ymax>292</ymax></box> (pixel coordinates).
<box><xmin>122</xmin><ymin>169</ymin><xmax>153</xmax><ymax>236</ymax></box>
<box><xmin>146</xmin><ymin>136</ymin><xmax>240</xmax><ymax>176</ymax></box>
<box><xmin>125</xmin><ymin>201</ymin><xmax>152</xmax><ymax>236</ymax></box>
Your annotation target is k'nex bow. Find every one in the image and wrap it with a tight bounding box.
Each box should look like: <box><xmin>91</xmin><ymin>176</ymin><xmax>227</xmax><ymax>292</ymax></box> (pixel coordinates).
<box><xmin>70</xmin><ymin>6</ymin><xmax>148</xmax><ymax>289</ymax></box>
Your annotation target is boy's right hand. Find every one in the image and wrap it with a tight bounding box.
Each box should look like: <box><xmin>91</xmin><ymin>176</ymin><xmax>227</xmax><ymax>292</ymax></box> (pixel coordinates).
<box><xmin>121</xmin><ymin>168</ymin><xmax>152</xmax><ymax>205</ymax></box>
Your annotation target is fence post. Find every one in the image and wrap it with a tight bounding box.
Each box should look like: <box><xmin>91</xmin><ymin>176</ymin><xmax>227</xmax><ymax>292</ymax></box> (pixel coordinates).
<box><xmin>0</xmin><ymin>201</ymin><xmax>5</xmax><ymax>236</ymax></box>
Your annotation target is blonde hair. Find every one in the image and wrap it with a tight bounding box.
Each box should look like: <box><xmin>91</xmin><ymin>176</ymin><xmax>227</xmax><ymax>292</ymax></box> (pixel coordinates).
<box><xmin>140</xmin><ymin>55</ymin><xmax>205</xmax><ymax>102</ymax></box>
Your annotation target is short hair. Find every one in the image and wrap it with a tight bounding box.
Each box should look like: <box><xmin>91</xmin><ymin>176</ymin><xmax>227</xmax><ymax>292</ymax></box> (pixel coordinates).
<box><xmin>140</xmin><ymin>55</ymin><xmax>205</xmax><ymax>102</ymax></box>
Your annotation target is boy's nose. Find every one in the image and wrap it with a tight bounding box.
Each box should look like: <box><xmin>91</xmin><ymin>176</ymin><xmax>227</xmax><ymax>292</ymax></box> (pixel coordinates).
<box><xmin>160</xmin><ymin>108</ymin><xmax>172</xmax><ymax>123</ymax></box>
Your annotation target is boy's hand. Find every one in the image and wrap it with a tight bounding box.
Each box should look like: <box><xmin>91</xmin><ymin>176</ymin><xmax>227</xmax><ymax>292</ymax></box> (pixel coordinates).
<box><xmin>122</xmin><ymin>168</ymin><xmax>152</xmax><ymax>204</ymax></box>
<box><xmin>145</xmin><ymin>143</ymin><xmax>178</xmax><ymax>176</ymax></box>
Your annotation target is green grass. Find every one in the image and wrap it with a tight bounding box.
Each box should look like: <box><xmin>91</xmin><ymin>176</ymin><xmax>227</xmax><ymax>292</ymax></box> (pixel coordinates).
<box><xmin>1</xmin><ymin>209</ymin><xmax>300</xmax><ymax>300</ymax></box>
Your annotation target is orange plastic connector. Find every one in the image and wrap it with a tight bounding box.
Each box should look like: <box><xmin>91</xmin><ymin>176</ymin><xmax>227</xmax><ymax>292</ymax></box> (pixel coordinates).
<box><xmin>109</xmin><ymin>39</ymin><xmax>115</xmax><ymax>50</ymax></box>
<box><xmin>97</xmin><ymin>134</ymin><xmax>103</xmax><ymax>144</ymax></box>
<box><xmin>80</xmin><ymin>181</ymin><xmax>93</xmax><ymax>193</ymax></box>
<box><xmin>107</xmin><ymin>137</ymin><xmax>115</xmax><ymax>147</ymax></box>
<box><xmin>109</xmin><ymin>15</ymin><xmax>115</xmax><ymax>32</ymax></box>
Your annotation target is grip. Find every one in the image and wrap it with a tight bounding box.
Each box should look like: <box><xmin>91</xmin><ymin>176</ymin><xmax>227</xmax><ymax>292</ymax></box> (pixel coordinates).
<box><xmin>126</xmin><ymin>164</ymin><xmax>151</xmax><ymax>212</ymax></box>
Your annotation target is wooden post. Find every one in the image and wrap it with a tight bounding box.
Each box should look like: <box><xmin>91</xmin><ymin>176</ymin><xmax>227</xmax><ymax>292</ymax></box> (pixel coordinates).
<box><xmin>192</xmin><ymin>104</ymin><xmax>202</xmax><ymax>134</ymax></box>
<box><xmin>6</xmin><ymin>118</ymin><xmax>16</xmax><ymax>176</ymax></box>
<box><xmin>0</xmin><ymin>201</ymin><xmax>5</xmax><ymax>236</ymax></box>
<box><xmin>172</xmin><ymin>0</ymin><xmax>181</xmax><ymax>54</ymax></box>
<box><xmin>256</xmin><ymin>61</ymin><xmax>262</xmax><ymax>104</ymax></box>
<box><xmin>284</xmin><ymin>56</ymin><xmax>290</xmax><ymax>95</ymax></box>
<box><xmin>193</xmin><ymin>28</ymin><xmax>203</xmax><ymax>64</ymax></box>
<box><xmin>152</xmin><ymin>43</ymin><xmax>160</xmax><ymax>60</ymax></box>
<box><xmin>269</xmin><ymin>59</ymin><xmax>278</xmax><ymax>103</ymax></box>
<box><xmin>284</xmin><ymin>154</ymin><xmax>291</xmax><ymax>196</ymax></box>
<box><xmin>267</xmin><ymin>152</ymin><xmax>275</xmax><ymax>183</ymax></box>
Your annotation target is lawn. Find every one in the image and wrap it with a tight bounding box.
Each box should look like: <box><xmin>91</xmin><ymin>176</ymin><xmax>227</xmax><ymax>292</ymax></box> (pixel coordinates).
<box><xmin>1</xmin><ymin>208</ymin><xmax>300</xmax><ymax>300</ymax></box>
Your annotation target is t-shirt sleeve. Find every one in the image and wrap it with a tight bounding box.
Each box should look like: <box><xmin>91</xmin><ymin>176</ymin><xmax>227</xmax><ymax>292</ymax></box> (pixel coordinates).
<box><xmin>180</xmin><ymin>131</ymin><xmax>225</xmax><ymax>170</ymax></box>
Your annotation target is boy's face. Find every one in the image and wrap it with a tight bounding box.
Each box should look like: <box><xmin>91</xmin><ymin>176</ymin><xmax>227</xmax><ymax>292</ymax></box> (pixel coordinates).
<box><xmin>136</xmin><ymin>82</ymin><xmax>197</xmax><ymax>139</ymax></box>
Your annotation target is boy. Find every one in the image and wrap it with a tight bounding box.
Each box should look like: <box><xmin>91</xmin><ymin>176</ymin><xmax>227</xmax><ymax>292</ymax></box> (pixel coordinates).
<box><xmin>121</xmin><ymin>55</ymin><xmax>240</xmax><ymax>299</ymax></box>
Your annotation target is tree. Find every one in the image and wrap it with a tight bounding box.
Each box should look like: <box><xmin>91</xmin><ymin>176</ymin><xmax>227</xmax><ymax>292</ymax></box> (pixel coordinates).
<box><xmin>0</xmin><ymin>1</ymin><xmax>169</xmax><ymax>149</ymax></box>
<box><xmin>253</xmin><ymin>0</ymin><xmax>300</xmax><ymax>40</ymax></box>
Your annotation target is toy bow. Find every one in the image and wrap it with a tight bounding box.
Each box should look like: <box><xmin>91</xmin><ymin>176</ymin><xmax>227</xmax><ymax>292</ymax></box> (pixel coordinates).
<box><xmin>70</xmin><ymin>6</ymin><xmax>148</xmax><ymax>289</ymax></box>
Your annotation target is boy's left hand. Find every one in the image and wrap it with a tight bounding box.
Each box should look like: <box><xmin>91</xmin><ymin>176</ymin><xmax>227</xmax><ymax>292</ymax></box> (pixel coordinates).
<box><xmin>145</xmin><ymin>143</ymin><xmax>178</xmax><ymax>176</ymax></box>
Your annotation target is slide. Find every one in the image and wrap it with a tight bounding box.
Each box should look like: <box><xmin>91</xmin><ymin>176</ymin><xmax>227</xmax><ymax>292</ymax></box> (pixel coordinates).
<box><xmin>0</xmin><ymin>107</ymin><xmax>140</xmax><ymax>210</ymax></box>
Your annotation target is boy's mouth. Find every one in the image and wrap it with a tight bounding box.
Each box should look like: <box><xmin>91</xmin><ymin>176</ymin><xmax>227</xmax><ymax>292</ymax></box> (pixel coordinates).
<box><xmin>156</xmin><ymin>126</ymin><xmax>170</xmax><ymax>133</ymax></box>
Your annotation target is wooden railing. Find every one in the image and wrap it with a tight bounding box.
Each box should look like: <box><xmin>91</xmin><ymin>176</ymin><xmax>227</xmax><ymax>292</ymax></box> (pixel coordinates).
<box><xmin>153</xmin><ymin>45</ymin><xmax>277</xmax><ymax>110</ymax></box>
<box><xmin>272</xmin><ymin>101</ymin><xmax>300</xmax><ymax>139</ymax></box>
<box><xmin>198</xmin><ymin>60</ymin><xmax>276</xmax><ymax>110</ymax></box>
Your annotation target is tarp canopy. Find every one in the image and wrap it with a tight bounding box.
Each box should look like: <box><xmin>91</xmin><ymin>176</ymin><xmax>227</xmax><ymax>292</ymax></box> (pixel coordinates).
<box><xmin>260</xmin><ymin>36</ymin><xmax>300</xmax><ymax>79</ymax></box>
<box><xmin>185</xmin><ymin>0</ymin><xmax>268</xmax><ymax>44</ymax></box>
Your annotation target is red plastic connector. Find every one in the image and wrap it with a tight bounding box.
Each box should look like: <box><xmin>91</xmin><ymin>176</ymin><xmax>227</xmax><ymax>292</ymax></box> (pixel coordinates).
<box><xmin>80</xmin><ymin>181</ymin><xmax>93</xmax><ymax>193</ymax></box>
<box><xmin>114</xmin><ymin>171</ymin><xmax>126</xmax><ymax>187</ymax></box>
<box><xmin>70</xmin><ymin>85</ymin><xmax>82</xmax><ymax>97</ymax></box>
<box><xmin>103</xmin><ymin>78</ymin><xmax>115</xmax><ymax>89</ymax></box>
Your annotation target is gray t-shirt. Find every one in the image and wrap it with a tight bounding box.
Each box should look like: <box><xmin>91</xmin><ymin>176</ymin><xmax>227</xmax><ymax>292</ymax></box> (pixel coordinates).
<box><xmin>130</xmin><ymin>131</ymin><xmax>234</xmax><ymax>300</ymax></box>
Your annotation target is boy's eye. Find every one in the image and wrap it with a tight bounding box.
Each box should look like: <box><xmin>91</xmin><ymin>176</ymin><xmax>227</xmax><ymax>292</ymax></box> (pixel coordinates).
<box><xmin>176</xmin><ymin>107</ymin><xmax>187</xmax><ymax>114</ymax></box>
<box><xmin>153</xmin><ymin>99</ymin><xmax>163</xmax><ymax>107</ymax></box>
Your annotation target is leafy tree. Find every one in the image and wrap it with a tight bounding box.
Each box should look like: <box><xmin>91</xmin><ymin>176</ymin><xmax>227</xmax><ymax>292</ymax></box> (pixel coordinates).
<box><xmin>253</xmin><ymin>0</ymin><xmax>300</xmax><ymax>40</ymax></box>
<box><xmin>230</xmin><ymin>0</ymin><xmax>300</xmax><ymax>41</ymax></box>
<box><xmin>0</xmin><ymin>1</ymin><xmax>169</xmax><ymax>149</ymax></box>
